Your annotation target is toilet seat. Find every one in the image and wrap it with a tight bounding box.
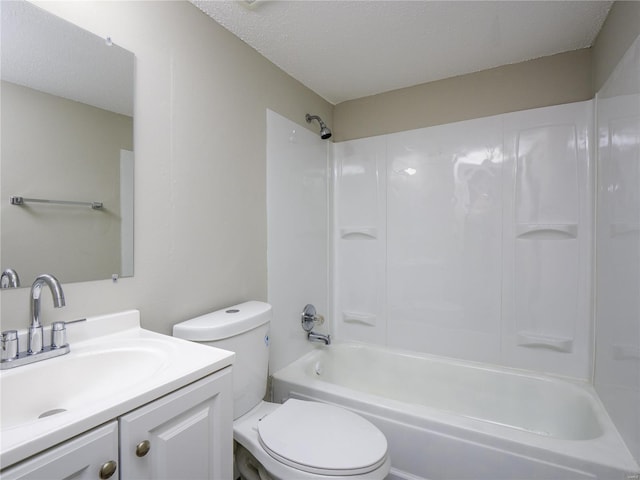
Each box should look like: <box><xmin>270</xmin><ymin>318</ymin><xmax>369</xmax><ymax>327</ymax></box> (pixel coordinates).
<box><xmin>257</xmin><ymin>399</ymin><xmax>388</xmax><ymax>476</ymax></box>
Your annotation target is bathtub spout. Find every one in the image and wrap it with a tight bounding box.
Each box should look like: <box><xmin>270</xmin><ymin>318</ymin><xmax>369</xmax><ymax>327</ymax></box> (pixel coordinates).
<box><xmin>308</xmin><ymin>331</ymin><xmax>331</xmax><ymax>345</ymax></box>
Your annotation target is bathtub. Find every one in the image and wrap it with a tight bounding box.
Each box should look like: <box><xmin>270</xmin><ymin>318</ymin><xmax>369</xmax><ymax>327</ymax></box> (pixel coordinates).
<box><xmin>271</xmin><ymin>343</ymin><xmax>639</xmax><ymax>480</ymax></box>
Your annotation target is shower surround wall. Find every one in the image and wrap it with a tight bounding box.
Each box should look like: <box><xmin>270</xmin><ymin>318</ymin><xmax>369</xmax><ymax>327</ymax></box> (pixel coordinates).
<box><xmin>267</xmin><ymin>110</ymin><xmax>329</xmax><ymax>374</ymax></box>
<box><xmin>333</xmin><ymin>101</ymin><xmax>593</xmax><ymax>380</ymax></box>
<box><xmin>594</xmin><ymin>35</ymin><xmax>640</xmax><ymax>464</ymax></box>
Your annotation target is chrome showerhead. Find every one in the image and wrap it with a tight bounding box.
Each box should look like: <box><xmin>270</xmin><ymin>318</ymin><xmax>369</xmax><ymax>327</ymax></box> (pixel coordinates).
<box><xmin>305</xmin><ymin>114</ymin><xmax>332</xmax><ymax>140</ymax></box>
<box><xmin>319</xmin><ymin>125</ymin><xmax>332</xmax><ymax>140</ymax></box>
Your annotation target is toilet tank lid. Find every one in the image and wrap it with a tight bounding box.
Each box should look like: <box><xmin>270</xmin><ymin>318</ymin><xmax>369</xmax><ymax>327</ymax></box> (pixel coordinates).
<box><xmin>173</xmin><ymin>301</ymin><xmax>271</xmax><ymax>341</ymax></box>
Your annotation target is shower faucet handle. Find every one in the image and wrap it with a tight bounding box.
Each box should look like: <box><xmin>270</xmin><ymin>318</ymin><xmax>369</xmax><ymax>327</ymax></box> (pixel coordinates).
<box><xmin>302</xmin><ymin>304</ymin><xmax>330</xmax><ymax>346</ymax></box>
<box><xmin>301</xmin><ymin>304</ymin><xmax>323</xmax><ymax>332</ymax></box>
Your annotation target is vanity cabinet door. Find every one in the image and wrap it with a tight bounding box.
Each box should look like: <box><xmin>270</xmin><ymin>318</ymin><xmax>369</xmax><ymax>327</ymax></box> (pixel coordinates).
<box><xmin>0</xmin><ymin>422</ymin><xmax>119</xmax><ymax>480</ymax></box>
<box><xmin>118</xmin><ymin>367</ymin><xmax>233</xmax><ymax>480</ymax></box>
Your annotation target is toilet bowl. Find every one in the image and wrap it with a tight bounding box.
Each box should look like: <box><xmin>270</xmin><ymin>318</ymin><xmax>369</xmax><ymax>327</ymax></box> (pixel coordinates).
<box><xmin>234</xmin><ymin>401</ymin><xmax>390</xmax><ymax>480</ymax></box>
<box><xmin>173</xmin><ymin>301</ymin><xmax>390</xmax><ymax>480</ymax></box>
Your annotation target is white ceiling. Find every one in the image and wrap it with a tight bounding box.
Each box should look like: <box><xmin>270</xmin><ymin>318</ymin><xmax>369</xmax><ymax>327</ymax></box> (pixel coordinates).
<box><xmin>192</xmin><ymin>0</ymin><xmax>613</xmax><ymax>105</ymax></box>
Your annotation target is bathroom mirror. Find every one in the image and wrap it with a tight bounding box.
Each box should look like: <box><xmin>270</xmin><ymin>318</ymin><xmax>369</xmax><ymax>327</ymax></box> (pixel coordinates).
<box><xmin>0</xmin><ymin>0</ymin><xmax>135</xmax><ymax>286</ymax></box>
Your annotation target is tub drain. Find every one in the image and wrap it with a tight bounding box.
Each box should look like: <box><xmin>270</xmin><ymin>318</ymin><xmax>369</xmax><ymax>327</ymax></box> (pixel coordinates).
<box><xmin>39</xmin><ymin>408</ymin><xmax>67</xmax><ymax>419</ymax></box>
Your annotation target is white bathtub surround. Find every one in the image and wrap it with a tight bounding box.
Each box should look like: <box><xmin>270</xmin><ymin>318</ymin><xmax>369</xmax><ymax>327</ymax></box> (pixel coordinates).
<box><xmin>268</xmin><ymin>37</ymin><xmax>640</xmax><ymax>479</ymax></box>
<box><xmin>502</xmin><ymin>103</ymin><xmax>593</xmax><ymax>377</ymax></box>
<box><xmin>273</xmin><ymin>343</ymin><xmax>639</xmax><ymax>480</ymax></box>
<box><xmin>333</xmin><ymin>101</ymin><xmax>593</xmax><ymax>379</ymax></box>
<box><xmin>594</xmin><ymin>35</ymin><xmax>640</xmax><ymax>465</ymax></box>
<box><xmin>333</xmin><ymin>136</ymin><xmax>387</xmax><ymax>346</ymax></box>
<box><xmin>266</xmin><ymin>110</ymin><xmax>330</xmax><ymax>373</ymax></box>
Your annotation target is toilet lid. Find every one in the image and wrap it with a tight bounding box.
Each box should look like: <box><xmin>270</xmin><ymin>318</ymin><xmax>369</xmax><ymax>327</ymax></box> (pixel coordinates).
<box><xmin>257</xmin><ymin>399</ymin><xmax>388</xmax><ymax>476</ymax></box>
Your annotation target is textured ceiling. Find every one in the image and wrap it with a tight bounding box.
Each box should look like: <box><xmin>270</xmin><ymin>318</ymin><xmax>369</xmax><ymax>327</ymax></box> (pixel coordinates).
<box><xmin>193</xmin><ymin>0</ymin><xmax>613</xmax><ymax>105</ymax></box>
<box><xmin>1</xmin><ymin>0</ymin><xmax>134</xmax><ymax>116</ymax></box>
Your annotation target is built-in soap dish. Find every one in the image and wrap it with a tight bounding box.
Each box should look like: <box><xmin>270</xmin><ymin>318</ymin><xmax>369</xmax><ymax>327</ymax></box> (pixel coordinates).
<box><xmin>342</xmin><ymin>311</ymin><xmax>376</xmax><ymax>326</ymax></box>
<box><xmin>515</xmin><ymin>224</ymin><xmax>578</xmax><ymax>239</ymax></box>
<box><xmin>516</xmin><ymin>332</ymin><xmax>573</xmax><ymax>353</ymax></box>
<box><xmin>340</xmin><ymin>227</ymin><xmax>378</xmax><ymax>239</ymax></box>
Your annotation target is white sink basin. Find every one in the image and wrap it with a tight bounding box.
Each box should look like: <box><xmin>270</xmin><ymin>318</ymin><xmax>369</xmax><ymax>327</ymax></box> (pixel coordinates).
<box><xmin>0</xmin><ymin>310</ymin><xmax>234</xmax><ymax>469</ymax></box>
<box><xmin>1</xmin><ymin>344</ymin><xmax>167</xmax><ymax>430</ymax></box>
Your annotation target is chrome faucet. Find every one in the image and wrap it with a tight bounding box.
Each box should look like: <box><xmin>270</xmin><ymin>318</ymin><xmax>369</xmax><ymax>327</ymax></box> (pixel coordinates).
<box><xmin>29</xmin><ymin>274</ymin><xmax>65</xmax><ymax>354</ymax></box>
<box><xmin>308</xmin><ymin>331</ymin><xmax>331</xmax><ymax>345</ymax></box>
<box><xmin>301</xmin><ymin>304</ymin><xmax>331</xmax><ymax>345</ymax></box>
<box><xmin>1</xmin><ymin>273</ymin><xmax>70</xmax><ymax>369</ymax></box>
<box><xmin>0</xmin><ymin>268</ymin><xmax>20</xmax><ymax>288</ymax></box>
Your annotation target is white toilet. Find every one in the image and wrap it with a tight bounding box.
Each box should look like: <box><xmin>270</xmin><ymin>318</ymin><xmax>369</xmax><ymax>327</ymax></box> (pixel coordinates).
<box><xmin>173</xmin><ymin>301</ymin><xmax>390</xmax><ymax>480</ymax></box>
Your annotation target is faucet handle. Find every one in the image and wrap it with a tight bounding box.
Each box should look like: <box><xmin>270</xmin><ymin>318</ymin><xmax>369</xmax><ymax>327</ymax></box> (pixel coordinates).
<box><xmin>51</xmin><ymin>322</ymin><xmax>67</xmax><ymax>349</ymax></box>
<box><xmin>1</xmin><ymin>330</ymin><xmax>19</xmax><ymax>361</ymax></box>
<box><xmin>301</xmin><ymin>304</ymin><xmax>325</xmax><ymax>332</ymax></box>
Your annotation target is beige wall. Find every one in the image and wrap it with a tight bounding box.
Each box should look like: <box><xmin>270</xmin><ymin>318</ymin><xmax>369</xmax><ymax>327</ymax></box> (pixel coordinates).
<box><xmin>592</xmin><ymin>1</ymin><xmax>640</xmax><ymax>92</ymax></box>
<box><xmin>333</xmin><ymin>49</ymin><xmax>592</xmax><ymax>141</ymax></box>
<box><xmin>1</xmin><ymin>81</ymin><xmax>131</xmax><ymax>284</ymax></box>
<box><xmin>0</xmin><ymin>1</ymin><xmax>331</xmax><ymax>334</ymax></box>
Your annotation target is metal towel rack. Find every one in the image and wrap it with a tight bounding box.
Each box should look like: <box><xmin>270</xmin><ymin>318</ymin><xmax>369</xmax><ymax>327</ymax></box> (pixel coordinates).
<box><xmin>10</xmin><ymin>196</ymin><xmax>103</xmax><ymax>210</ymax></box>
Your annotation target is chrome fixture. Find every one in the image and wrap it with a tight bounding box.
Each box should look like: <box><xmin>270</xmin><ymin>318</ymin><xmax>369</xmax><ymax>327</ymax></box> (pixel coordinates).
<box><xmin>1</xmin><ymin>330</ymin><xmax>19</xmax><ymax>362</ymax></box>
<box><xmin>305</xmin><ymin>114</ymin><xmax>332</xmax><ymax>140</ymax></box>
<box><xmin>1</xmin><ymin>268</ymin><xmax>20</xmax><ymax>288</ymax></box>
<box><xmin>50</xmin><ymin>321</ymin><xmax>68</xmax><ymax>349</ymax></box>
<box><xmin>11</xmin><ymin>195</ymin><xmax>103</xmax><ymax>210</ymax></box>
<box><xmin>301</xmin><ymin>304</ymin><xmax>331</xmax><ymax>345</ymax></box>
<box><xmin>301</xmin><ymin>304</ymin><xmax>321</xmax><ymax>332</ymax></box>
<box><xmin>1</xmin><ymin>322</ymin><xmax>70</xmax><ymax>370</ymax></box>
<box><xmin>1</xmin><ymin>274</ymin><xmax>69</xmax><ymax>369</ymax></box>
<box><xmin>29</xmin><ymin>274</ymin><xmax>66</xmax><ymax>353</ymax></box>
<box><xmin>308</xmin><ymin>331</ymin><xmax>331</xmax><ymax>345</ymax></box>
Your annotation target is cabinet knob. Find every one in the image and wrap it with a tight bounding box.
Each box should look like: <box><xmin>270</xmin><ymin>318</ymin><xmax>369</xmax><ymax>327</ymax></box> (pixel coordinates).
<box><xmin>136</xmin><ymin>440</ymin><xmax>151</xmax><ymax>457</ymax></box>
<box><xmin>99</xmin><ymin>460</ymin><xmax>117</xmax><ymax>479</ymax></box>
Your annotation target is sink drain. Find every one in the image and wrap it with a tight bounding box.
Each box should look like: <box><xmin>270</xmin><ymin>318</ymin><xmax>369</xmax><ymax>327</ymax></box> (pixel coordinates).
<box><xmin>38</xmin><ymin>408</ymin><xmax>67</xmax><ymax>419</ymax></box>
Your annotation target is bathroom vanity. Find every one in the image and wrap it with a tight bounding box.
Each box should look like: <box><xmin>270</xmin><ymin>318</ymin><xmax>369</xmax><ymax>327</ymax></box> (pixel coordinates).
<box><xmin>0</xmin><ymin>311</ymin><xmax>234</xmax><ymax>479</ymax></box>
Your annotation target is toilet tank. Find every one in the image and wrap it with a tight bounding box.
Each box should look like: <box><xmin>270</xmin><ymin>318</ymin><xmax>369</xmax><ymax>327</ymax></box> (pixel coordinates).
<box><xmin>173</xmin><ymin>301</ymin><xmax>271</xmax><ymax>419</ymax></box>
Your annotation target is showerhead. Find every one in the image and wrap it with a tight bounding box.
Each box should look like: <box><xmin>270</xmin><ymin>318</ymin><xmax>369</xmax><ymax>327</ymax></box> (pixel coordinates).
<box><xmin>305</xmin><ymin>114</ymin><xmax>332</xmax><ymax>140</ymax></box>
<box><xmin>319</xmin><ymin>125</ymin><xmax>332</xmax><ymax>140</ymax></box>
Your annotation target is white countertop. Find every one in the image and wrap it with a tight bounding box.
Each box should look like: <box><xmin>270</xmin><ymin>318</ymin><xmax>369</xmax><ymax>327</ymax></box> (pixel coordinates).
<box><xmin>0</xmin><ymin>310</ymin><xmax>234</xmax><ymax>469</ymax></box>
